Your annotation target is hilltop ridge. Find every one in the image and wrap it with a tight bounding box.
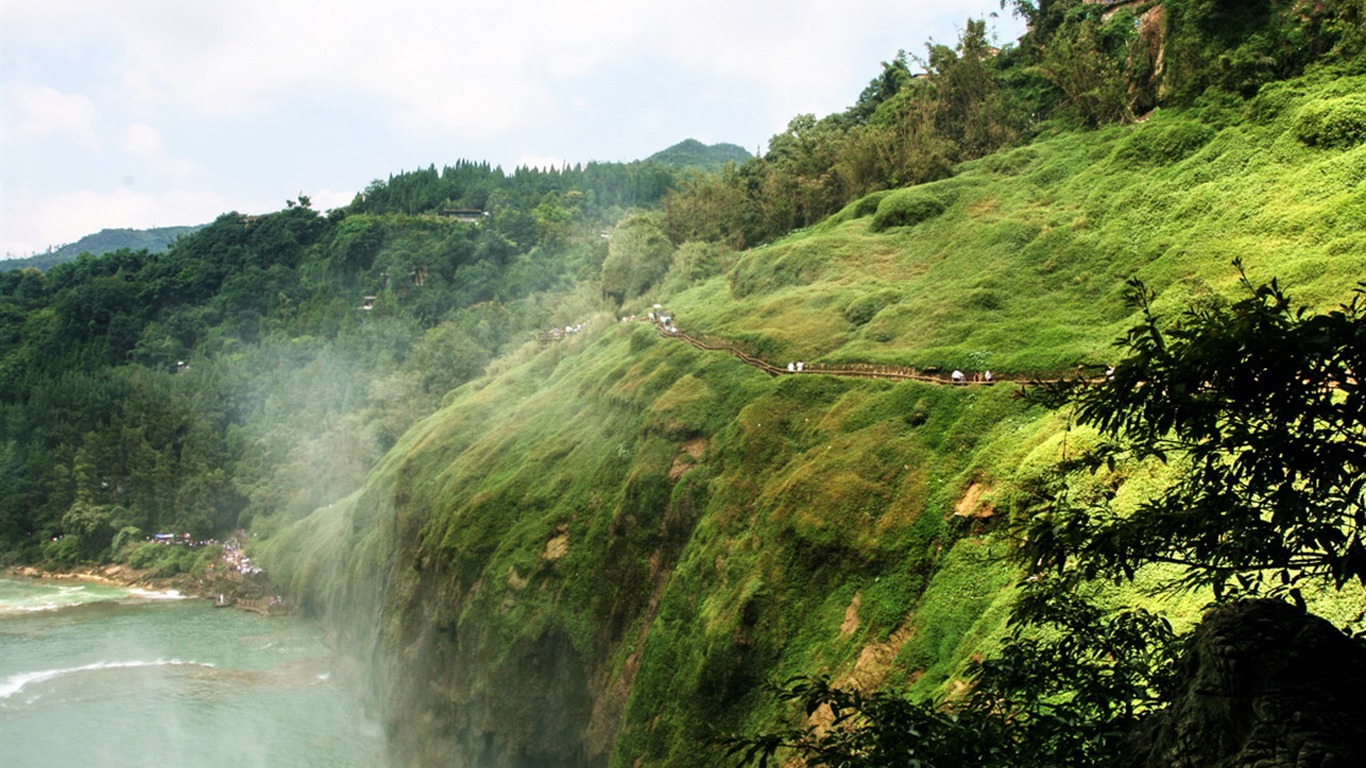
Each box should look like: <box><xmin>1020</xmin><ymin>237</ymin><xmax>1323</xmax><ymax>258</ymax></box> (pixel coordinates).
<box><xmin>647</xmin><ymin>139</ymin><xmax>753</xmax><ymax>170</ymax></box>
<box><xmin>1</xmin><ymin>225</ymin><xmax>204</xmax><ymax>272</ymax></box>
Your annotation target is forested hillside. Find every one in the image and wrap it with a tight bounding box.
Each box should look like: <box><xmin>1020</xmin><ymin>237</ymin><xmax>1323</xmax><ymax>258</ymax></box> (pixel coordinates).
<box><xmin>0</xmin><ymin>160</ymin><xmax>678</xmax><ymax>566</ymax></box>
<box><xmin>647</xmin><ymin>140</ymin><xmax>753</xmax><ymax>170</ymax></box>
<box><xmin>3</xmin><ymin>1</ymin><xmax>1365</xmax><ymax>766</ymax></box>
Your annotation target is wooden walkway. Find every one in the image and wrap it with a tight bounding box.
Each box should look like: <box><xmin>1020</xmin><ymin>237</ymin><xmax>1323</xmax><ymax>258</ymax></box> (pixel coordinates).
<box><xmin>651</xmin><ymin>322</ymin><xmax>1051</xmax><ymax>387</ymax></box>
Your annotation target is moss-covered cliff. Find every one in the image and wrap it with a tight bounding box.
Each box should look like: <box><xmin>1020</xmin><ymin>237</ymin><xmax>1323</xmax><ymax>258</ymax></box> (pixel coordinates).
<box><xmin>261</xmin><ymin>72</ymin><xmax>1366</xmax><ymax>767</ymax></box>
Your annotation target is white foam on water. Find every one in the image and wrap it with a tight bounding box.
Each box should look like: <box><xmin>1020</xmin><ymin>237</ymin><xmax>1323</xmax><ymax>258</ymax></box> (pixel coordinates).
<box><xmin>126</xmin><ymin>588</ymin><xmax>186</xmax><ymax>601</ymax></box>
<box><xmin>0</xmin><ymin>578</ymin><xmax>187</xmax><ymax>615</ymax></box>
<box><xmin>0</xmin><ymin>659</ymin><xmax>212</xmax><ymax>701</ymax></box>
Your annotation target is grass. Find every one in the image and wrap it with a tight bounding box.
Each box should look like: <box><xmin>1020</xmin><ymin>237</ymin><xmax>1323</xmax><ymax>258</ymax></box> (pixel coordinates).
<box><xmin>682</xmin><ymin>79</ymin><xmax>1366</xmax><ymax>379</ymax></box>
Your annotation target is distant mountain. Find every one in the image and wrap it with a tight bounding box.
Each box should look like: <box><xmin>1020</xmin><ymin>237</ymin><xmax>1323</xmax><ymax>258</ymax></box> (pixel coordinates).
<box><xmin>1</xmin><ymin>225</ymin><xmax>204</xmax><ymax>272</ymax></box>
<box><xmin>646</xmin><ymin>139</ymin><xmax>751</xmax><ymax>170</ymax></box>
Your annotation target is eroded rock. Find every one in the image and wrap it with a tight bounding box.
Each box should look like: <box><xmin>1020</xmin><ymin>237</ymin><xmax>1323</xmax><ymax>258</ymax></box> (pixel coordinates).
<box><xmin>1124</xmin><ymin>599</ymin><xmax>1366</xmax><ymax>768</ymax></box>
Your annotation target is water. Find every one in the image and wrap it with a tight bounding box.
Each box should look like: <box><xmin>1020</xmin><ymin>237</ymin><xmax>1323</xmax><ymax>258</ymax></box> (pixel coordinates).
<box><xmin>0</xmin><ymin>577</ymin><xmax>388</xmax><ymax>767</ymax></box>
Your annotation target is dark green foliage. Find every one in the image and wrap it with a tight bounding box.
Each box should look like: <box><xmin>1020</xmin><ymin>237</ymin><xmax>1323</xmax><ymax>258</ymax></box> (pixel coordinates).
<box><xmin>1028</xmin><ymin>3</ymin><xmax>1148</xmax><ymax>125</ymax></box>
<box><xmin>869</xmin><ymin>188</ymin><xmax>946</xmax><ymax>231</ymax></box>
<box><xmin>0</xmin><ymin>162</ymin><xmax>683</xmax><ymax>563</ymax></box>
<box><xmin>647</xmin><ymin>139</ymin><xmax>753</xmax><ymax>170</ymax></box>
<box><xmin>731</xmin><ymin>267</ymin><xmax>1362</xmax><ymax>768</ymax></box>
<box><xmin>664</xmin><ymin>18</ymin><xmax>1025</xmax><ymax>247</ymax></box>
<box><xmin>849</xmin><ymin>51</ymin><xmax>915</xmax><ymax>124</ymax></box>
<box><xmin>1</xmin><ymin>226</ymin><xmax>204</xmax><ymax>273</ymax></box>
<box><xmin>1026</xmin><ymin>266</ymin><xmax>1366</xmax><ymax>596</ymax></box>
<box><xmin>1113</xmin><ymin>119</ymin><xmax>1216</xmax><ymax>166</ymax></box>
<box><xmin>1162</xmin><ymin>0</ymin><xmax>1366</xmax><ymax>100</ymax></box>
<box><xmin>727</xmin><ymin>584</ymin><xmax>1177</xmax><ymax>768</ymax></box>
<box><xmin>352</xmin><ymin>159</ymin><xmax>675</xmax><ymax>219</ymax></box>
<box><xmin>126</xmin><ymin>539</ymin><xmax>213</xmax><ymax>575</ymax></box>
<box><xmin>660</xmin><ymin>0</ymin><xmax>1363</xmax><ymax>253</ymax></box>
<box><xmin>852</xmin><ymin>191</ymin><xmax>891</xmax><ymax>219</ymax></box>
<box><xmin>601</xmin><ymin>214</ymin><xmax>675</xmax><ymax>303</ymax></box>
<box><xmin>1294</xmin><ymin>94</ymin><xmax>1366</xmax><ymax>148</ymax></box>
<box><xmin>4</xmin><ymin>10</ymin><xmax>1365</xmax><ymax>765</ymax></box>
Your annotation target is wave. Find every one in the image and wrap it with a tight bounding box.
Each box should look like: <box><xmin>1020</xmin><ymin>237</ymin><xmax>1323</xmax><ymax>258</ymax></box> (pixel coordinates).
<box><xmin>0</xmin><ymin>659</ymin><xmax>213</xmax><ymax>701</ymax></box>
<box><xmin>126</xmin><ymin>588</ymin><xmax>186</xmax><ymax>601</ymax></box>
<box><xmin>0</xmin><ymin>578</ymin><xmax>187</xmax><ymax>615</ymax></box>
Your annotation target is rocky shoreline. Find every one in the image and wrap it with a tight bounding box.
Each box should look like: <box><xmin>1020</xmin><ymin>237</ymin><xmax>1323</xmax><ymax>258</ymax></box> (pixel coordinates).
<box><xmin>5</xmin><ymin>562</ymin><xmax>191</xmax><ymax>591</ymax></box>
<box><xmin>3</xmin><ymin>562</ymin><xmax>290</xmax><ymax>615</ymax></box>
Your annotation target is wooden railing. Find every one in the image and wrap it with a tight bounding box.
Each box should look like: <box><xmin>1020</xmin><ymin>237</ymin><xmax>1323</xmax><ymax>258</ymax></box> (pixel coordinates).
<box><xmin>654</xmin><ymin>323</ymin><xmax>1032</xmax><ymax>386</ymax></box>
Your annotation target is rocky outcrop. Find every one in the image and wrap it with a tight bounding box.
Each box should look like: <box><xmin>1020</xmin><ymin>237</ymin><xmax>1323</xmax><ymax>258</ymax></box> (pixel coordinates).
<box><xmin>1123</xmin><ymin>599</ymin><xmax>1366</xmax><ymax>768</ymax></box>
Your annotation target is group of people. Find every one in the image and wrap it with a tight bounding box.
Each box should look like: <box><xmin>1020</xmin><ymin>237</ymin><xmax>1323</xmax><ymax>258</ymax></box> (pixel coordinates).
<box><xmin>548</xmin><ymin>323</ymin><xmax>584</xmax><ymax>338</ymax></box>
<box><xmin>950</xmin><ymin>369</ymin><xmax>993</xmax><ymax>385</ymax></box>
<box><xmin>216</xmin><ymin>537</ymin><xmax>263</xmax><ymax>577</ymax></box>
<box><xmin>149</xmin><ymin>532</ymin><xmax>217</xmax><ymax>547</ymax></box>
<box><xmin>637</xmin><ymin>306</ymin><xmax>1007</xmax><ymax>387</ymax></box>
<box><xmin>644</xmin><ymin>310</ymin><xmax>680</xmax><ymax>334</ymax></box>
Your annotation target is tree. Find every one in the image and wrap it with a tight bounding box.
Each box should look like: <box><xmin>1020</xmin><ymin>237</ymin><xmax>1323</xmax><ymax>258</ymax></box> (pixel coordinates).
<box><xmin>1032</xmin><ymin>9</ymin><xmax>1137</xmax><ymax>126</ymax></box>
<box><xmin>1026</xmin><ymin>265</ymin><xmax>1365</xmax><ymax>599</ymax></box>
<box><xmin>925</xmin><ymin>19</ymin><xmax>1019</xmax><ymax>158</ymax></box>
<box><xmin>849</xmin><ymin>51</ymin><xmax>915</xmax><ymax>124</ymax></box>
<box><xmin>600</xmin><ymin>214</ymin><xmax>675</xmax><ymax>304</ymax></box>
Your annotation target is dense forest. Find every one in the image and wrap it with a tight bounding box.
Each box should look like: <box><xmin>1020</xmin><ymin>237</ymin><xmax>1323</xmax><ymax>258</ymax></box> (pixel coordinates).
<box><xmin>0</xmin><ymin>158</ymin><xmax>686</xmax><ymax>566</ymax></box>
<box><xmin>2</xmin><ymin>1</ymin><xmax>1365</xmax><ymax>765</ymax></box>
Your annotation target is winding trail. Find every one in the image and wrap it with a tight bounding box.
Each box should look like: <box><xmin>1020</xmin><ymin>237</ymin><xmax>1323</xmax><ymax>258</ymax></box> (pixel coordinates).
<box><xmin>650</xmin><ymin>321</ymin><xmax>1051</xmax><ymax>387</ymax></box>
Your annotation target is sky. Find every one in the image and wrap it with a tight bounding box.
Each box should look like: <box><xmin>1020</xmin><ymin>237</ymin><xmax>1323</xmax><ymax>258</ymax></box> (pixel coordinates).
<box><xmin>1</xmin><ymin>0</ymin><xmax>1025</xmax><ymax>259</ymax></box>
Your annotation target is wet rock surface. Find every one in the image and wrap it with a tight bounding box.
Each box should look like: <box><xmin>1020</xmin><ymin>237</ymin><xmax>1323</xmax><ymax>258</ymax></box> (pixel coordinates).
<box><xmin>1124</xmin><ymin>599</ymin><xmax>1366</xmax><ymax>768</ymax></box>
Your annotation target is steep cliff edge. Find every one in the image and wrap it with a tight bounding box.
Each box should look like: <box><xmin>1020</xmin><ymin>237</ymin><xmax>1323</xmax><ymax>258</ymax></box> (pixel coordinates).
<box><xmin>260</xmin><ymin>73</ymin><xmax>1366</xmax><ymax>767</ymax></box>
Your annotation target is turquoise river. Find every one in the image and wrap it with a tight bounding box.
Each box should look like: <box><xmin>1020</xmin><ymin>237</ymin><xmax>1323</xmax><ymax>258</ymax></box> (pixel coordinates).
<box><xmin>0</xmin><ymin>576</ymin><xmax>387</xmax><ymax>767</ymax></box>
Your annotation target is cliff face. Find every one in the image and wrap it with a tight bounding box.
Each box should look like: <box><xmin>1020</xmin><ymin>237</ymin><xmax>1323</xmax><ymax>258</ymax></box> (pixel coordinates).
<box><xmin>260</xmin><ymin>70</ymin><xmax>1366</xmax><ymax>766</ymax></box>
<box><xmin>266</xmin><ymin>323</ymin><xmax>1034</xmax><ymax>766</ymax></box>
<box><xmin>1123</xmin><ymin>600</ymin><xmax>1366</xmax><ymax>768</ymax></box>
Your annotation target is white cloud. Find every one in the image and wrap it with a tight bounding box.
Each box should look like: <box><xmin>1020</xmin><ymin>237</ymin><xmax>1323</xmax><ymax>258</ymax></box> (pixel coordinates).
<box><xmin>121</xmin><ymin>121</ymin><xmax>165</xmax><ymax>156</ymax></box>
<box><xmin>121</xmin><ymin>122</ymin><xmax>195</xmax><ymax>178</ymax></box>
<box><xmin>5</xmin><ymin>0</ymin><xmax>1017</xmax><ymax>139</ymax></box>
<box><xmin>1</xmin><ymin>0</ymin><xmax>1026</xmax><ymax>253</ymax></box>
<box><xmin>1</xmin><ymin>185</ymin><xmax>256</xmax><ymax>258</ymax></box>
<box><xmin>7</xmin><ymin>85</ymin><xmax>101</xmax><ymax>150</ymax></box>
<box><xmin>307</xmin><ymin>188</ymin><xmax>358</xmax><ymax>213</ymax></box>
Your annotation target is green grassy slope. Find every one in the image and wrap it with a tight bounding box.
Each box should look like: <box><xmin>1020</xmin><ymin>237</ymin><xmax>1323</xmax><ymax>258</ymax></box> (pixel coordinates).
<box><xmin>698</xmin><ymin>75</ymin><xmax>1364</xmax><ymax>375</ymax></box>
<box><xmin>260</xmin><ymin>73</ymin><xmax>1366</xmax><ymax>767</ymax></box>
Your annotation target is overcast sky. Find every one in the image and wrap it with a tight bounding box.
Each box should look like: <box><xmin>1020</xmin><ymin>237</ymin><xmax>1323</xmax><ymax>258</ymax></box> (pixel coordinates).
<box><xmin>1</xmin><ymin>1</ymin><xmax>1024</xmax><ymax>258</ymax></box>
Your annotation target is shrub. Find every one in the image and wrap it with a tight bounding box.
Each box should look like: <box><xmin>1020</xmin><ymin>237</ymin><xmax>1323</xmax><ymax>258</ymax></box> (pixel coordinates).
<box><xmin>128</xmin><ymin>541</ymin><xmax>167</xmax><ymax>570</ymax></box>
<box><xmin>126</xmin><ymin>541</ymin><xmax>207</xmax><ymax>575</ymax></box>
<box><xmin>843</xmin><ymin>290</ymin><xmax>900</xmax><ymax>326</ymax></box>
<box><xmin>869</xmin><ymin>189</ymin><xmax>946</xmax><ymax>231</ymax></box>
<box><xmin>1294</xmin><ymin>95</ymin><xmax>1366</xmax><ymax>148</ymax></box>
<box><xmin>40</xmin><ymin>536</ymin><xmax>81</xmax><ymax>566</ymax></box>
<box><xmin>853</xmin><ymin>190</ymin><xmax>892</xmax><ymax>218</ymax></box>
<box><xmin>1113</xmin><ymin>119</ymin><xmax>1216</xmax><ymax>166</ymax></box>
<box><xmin>1245</xmin><ymin>81</ymin><xmax>1304</xmax><ymax>125</ymax></box>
